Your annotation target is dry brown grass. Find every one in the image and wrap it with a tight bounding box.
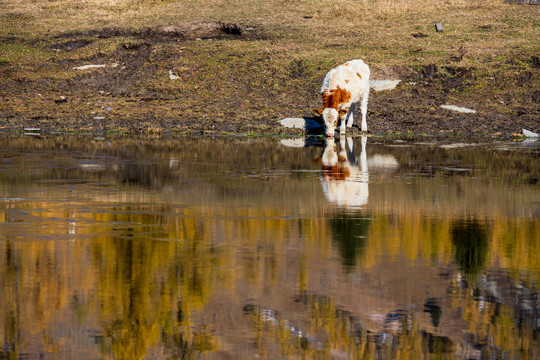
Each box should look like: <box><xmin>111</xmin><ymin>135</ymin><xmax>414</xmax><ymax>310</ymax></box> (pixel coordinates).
<box><xmin>2</xmin><ymin>0</ymin><xmax>536</xmax><ymax>67</ymax></box>
<box><xmin>0</xmin><ymin>0</ymin><xmax>516</xmax><ymax>36</ymax></box>
<box><xmin>1</xmin><ymin>0</ymin><xmax>537</xmax><ymax>75</ymax></box>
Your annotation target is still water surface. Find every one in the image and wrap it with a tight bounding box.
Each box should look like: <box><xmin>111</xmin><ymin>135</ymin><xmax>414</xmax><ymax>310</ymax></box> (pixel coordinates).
<box><xmin>0</xmin><ymin>135</ymin><xmax>538</xmax><ymax>359</ymax></box>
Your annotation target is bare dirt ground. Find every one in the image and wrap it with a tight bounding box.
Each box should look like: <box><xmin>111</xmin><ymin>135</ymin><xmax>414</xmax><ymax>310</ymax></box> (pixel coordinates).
<box><xmin>1</xmin><ymin>20</ymin><xmax>539</xmax><ymax>137</ymax></box>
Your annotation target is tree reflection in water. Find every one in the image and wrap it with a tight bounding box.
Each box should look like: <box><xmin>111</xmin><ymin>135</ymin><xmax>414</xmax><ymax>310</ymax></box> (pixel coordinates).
<box><xmin>330</xmin><ymin>212</ymin><xmax>370</xmax><ymax>271</ymax></box>
<box><xmin>451</xmin><ymin>219</ymin><xmax>488</xmax><ymax>282</ymax></box>
<box><xmin>0</xmin><ymin>136</ymin><xmax>537</xmax><ymax>359</ymax></box>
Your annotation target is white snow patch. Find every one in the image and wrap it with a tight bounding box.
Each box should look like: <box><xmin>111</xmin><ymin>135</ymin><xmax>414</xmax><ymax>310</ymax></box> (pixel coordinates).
<box><xmin>279</xmin><ymin>118</ymin><xmax>323</xmax><ymax>130</ymax></box>
<box><xmin>73</xmin><ymin>64</ymin><xmax>107</xmax><ymax>70</ymax></box>
<box><xmin>440</xmin><ymin>105</ymin><xmax>476</xmax><ymax>113</ymax></box>
<box><xmin>369</xmin><ymin>80</ymin><xmax>401</xmax><ymax>91</ymax></box>
<box><xmin>169</xmin><ymin>70</ymin><xmax>180</xmax><ymax>80</ymax></box>
<box><xmin>522</xmin><ymin>129</ymin><xmax>539</xmax><ymax>138</ymax></box>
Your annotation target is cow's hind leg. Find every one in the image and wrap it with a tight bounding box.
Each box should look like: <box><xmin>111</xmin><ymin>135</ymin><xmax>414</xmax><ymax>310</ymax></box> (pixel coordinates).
<box><xmin>360</xmin><ymin>88</ymin><xmax>370</xmax><ymax>132</ymax></box>
<box><xmin>346</xmin><ymin>103</ymin><xmax>356</xmax><ymax>128</ymax></box>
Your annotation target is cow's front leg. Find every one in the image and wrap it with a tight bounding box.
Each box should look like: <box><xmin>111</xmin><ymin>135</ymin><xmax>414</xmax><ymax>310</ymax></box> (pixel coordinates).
<box><xmin>338</xmin><ymin>106</ymin><xmax>350</xmax><ymax>135</ymax></box>
<box><xmin>339</xmin><ymin>113</ymin><xmax>347</xmax><ymax>135</ymax></box>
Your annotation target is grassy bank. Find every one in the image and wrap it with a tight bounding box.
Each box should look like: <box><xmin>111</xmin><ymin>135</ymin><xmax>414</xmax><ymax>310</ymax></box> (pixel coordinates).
<box><xmin>0</xmin><ymin>0</ymin><xmax>538</xmax><ymax>135</ymax></box>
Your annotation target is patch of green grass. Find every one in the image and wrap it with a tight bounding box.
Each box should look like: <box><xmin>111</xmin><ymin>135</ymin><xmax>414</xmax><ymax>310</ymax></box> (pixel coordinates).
<box><xmin>0</xmin><ymin>43</ymin><xmax>37</xmax><ymax>62</ymax></box>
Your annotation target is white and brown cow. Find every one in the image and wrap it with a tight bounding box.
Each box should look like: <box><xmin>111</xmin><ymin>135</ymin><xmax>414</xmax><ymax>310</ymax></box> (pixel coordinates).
<box><xmin>314</xmin><ymin>59</ymin><xmax>370</xmax><ymax>137</ymax></box>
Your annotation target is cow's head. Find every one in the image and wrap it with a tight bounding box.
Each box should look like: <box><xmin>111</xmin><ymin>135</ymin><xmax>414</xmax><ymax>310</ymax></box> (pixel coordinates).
<box><xmin>313</xmin><ymin>108</ymin><xmax>347</xmax><ymax>137</ymax></box>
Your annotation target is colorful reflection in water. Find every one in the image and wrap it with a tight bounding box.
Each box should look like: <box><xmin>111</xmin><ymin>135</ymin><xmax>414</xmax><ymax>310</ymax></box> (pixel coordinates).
<box><xmin>0</xmin><ymin>135</ymin><xmax>538</xmax><ymax>359</ymax></box>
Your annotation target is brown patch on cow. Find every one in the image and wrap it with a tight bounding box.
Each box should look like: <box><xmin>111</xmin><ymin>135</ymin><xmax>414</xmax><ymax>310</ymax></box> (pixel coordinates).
<box><xmin>337</xmin><ymin>86</ymin><xmax>351</xmax><ymax>103</ymax></box>
<box><xmin>321</xmin><ymin>86</ymin><xmax>352</xmax><ymax>110</ymax></box>
<box><xmin>313</xmin><ymin>108</ymin><xmax>323</xmax><ymax>116</ymax></box>
<box><xmin>344</xmin><ymin>63</ymin><xmax>349</xmax><ymax>66</ymax></box>
<box><xmin>344</xmin><ymin>79</ymin><xmax>350</xmax><ymax>84</ymax></box>
<box><xmin>321</xmin><ymin>91</ymin><xmax>333</xmax><ymax>110</ymax></box>
<box><xmin>356</xmin><ymin>72</ymin><xmax>362</xmax><ymax>79</ymax></box>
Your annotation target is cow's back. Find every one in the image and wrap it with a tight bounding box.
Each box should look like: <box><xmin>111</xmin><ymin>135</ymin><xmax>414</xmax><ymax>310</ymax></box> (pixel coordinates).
<box><xmin>321</xmin><ymin>59</ymin><xmax>370</xmax><ymax>102</ymax></box>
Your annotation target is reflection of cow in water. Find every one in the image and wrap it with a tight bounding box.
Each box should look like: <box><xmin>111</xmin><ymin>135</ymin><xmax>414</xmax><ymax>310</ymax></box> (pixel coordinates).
<box><xmin>316</xmin><ymin>136</ymin><xmax>399</xmax><ymax>209</ymax></box>
<box><xmin>317</xmin><ymin>136</ymin><xmax>369</xmax><ymax>209</ymax></box>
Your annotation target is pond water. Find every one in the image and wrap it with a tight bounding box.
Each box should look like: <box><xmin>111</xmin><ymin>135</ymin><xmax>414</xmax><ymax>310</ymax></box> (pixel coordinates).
<box><xmin>0</xmin><ymin>135</ymin><xmax>538</xmax><ymax>360</ymax></box>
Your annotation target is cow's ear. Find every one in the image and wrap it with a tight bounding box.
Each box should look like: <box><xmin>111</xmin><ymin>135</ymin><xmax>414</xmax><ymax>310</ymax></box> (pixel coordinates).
<box><xmin>338</xmin><ymin>109</ymin><xmax>347</xmax><ymax>117</ymax></box>
<box><xmin>313</xmin><ymin>109</ymin><xmax>323</xmax><ymax>116</ymax></box>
